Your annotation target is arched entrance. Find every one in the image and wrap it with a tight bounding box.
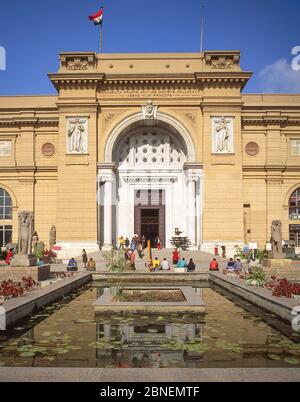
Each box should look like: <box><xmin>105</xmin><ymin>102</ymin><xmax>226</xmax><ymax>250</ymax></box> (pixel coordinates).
<box><xmin>98</xmin><ymin>112</ymin><xmax>203</xmax><ymax>250</ymax></box>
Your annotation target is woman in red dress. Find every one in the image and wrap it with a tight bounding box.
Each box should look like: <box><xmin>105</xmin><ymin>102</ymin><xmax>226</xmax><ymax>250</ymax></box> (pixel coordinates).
<box><xmin>172</xmin><ymin>249</ymin><xmax>179</xmax><ymax>265</ymax></box>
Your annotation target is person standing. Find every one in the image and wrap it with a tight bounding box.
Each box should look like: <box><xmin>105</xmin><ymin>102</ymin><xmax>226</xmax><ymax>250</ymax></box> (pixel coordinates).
<box><xmin>156</xmin><ymin>236</ymin><xmax>161</xmax><ymax>250</ymax></box>
<box><xmin>214</xmin><ymin>242</ymin><xmax>219</xmax><ymax>256</ymax></box>
<box><xmin>82</xmin><ymin>249</ymin><xmax>88</xmax><ymax>269</ymax></box>
<box><xmin>172</xmin><ymin>249</ymin><xmax>179</xmax><ymax>265</ymax></box>
<box><xmin>141</xmin><ymin>235</ymin><xmax>147</xmax><ymax>249</ymax></box>
<box><xmin>221</xmin><ymin>245</ymin><xmax>226</xmax><ymax>258</ymax></box>
<box><xmin>119</xmin><ymin>236</ymin><xmax>125</xmax><ymax>250</ymax></box>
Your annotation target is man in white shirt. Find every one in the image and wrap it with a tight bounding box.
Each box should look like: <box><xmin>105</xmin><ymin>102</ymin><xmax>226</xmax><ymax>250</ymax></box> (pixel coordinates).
<box><xmin>161</xmin><ymin>258</ymin><xmax>170</xmax><ymax>271</ymax></box>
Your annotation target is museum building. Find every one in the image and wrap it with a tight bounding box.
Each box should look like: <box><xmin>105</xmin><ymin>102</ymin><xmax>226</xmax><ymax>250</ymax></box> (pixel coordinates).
<box><xmin>0</xmin><ymin>50</ymin><xmax>300</xmax><ymax>258</ymax></box>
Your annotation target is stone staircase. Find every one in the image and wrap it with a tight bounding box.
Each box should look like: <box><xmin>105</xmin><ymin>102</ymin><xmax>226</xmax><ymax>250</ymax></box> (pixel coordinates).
<box><xmin>51</xmin><ymin>248</ymin><xmax>227</xmax><ymax>273</ymax></box>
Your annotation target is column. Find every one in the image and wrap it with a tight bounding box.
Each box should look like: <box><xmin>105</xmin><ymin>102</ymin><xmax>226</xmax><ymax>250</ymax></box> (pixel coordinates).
<box><xmin>187</xmin><ymin>177</ymin><xmax>197</xmax><ymax>247</ymax></box>
<box><xmin>102</xmin><ymin>177</ymin><xmax>113</xmax><ymax>250</ymax></box>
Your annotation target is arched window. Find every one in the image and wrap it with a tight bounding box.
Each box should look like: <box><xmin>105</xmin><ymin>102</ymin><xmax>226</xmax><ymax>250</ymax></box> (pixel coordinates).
<box><xmin>0</xmin><ymin>188</ymin><xmax>12</xmax><ymax>247</ymax></box>
<box><xmin>289</xmin><ymin>188</ymin><xmax>300</xmax><ymax>220</ymax></box>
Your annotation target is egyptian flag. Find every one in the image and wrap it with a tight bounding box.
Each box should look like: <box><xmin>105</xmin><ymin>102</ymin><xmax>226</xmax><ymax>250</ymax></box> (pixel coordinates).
<box><xmin>89</xmin><ymin>8</ymin><xmax>104</xmax><ymax>26</ymax></box>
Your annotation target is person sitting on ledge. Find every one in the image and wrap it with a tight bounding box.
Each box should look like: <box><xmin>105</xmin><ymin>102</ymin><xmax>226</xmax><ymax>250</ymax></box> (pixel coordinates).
<box><xmin>176</xmin><ymin>257</ymin><xmax>187</xmax><ymax>269</ymax></box>
<box><xmin>161</xmin><ymin>258</ymin><xmax>170</xmax><ymax>271</ymax></box>
<box><xmin>87</xmin><ymin>258</ymin><xmax>96</xmax><ymax>271</ymax></box>
<box><xmin>226</xmin><ymin>258</ymin><xmax>235</xmax><ymax>272</ymax></box>
<box><xmin>67</xmin><ymin>258</ymin><xmax>78</xmax><ymax>271</ymax></box>
<box><xmin>187</xmin><ymin>258</ymin><xmax>196</xmax><ymax>272</ymax></box>
<box><xmin>209</xmin><ymin>258</ymin><xmax>219</xmax><ymax>271</ymax></box>
<box><xmin>147</xmin><ymin>257</ymin><xmax>161</xmax><ymax>272</ymax></box>
<box><xmin>234</xmin><ymin>258</ymin><xmax>242</xmax><ymax>273</ymax></box>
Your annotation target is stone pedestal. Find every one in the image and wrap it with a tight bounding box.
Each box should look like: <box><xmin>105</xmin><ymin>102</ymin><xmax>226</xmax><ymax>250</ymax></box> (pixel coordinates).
<box><xmin>0</xmin><ymin>265</ymin><xmax>50</xmax><ymax>282</ymax></box>
<box><xmin>263</xmin><ymin>258</ymin><xmax>292</xmax><ymax>269</ymax></box>
<box><xmin>10</xmin><ymin>254</ymin><xmax>37</xmax><ymax>267</ymax></box>
<box><xmin>262</xmin><ymin>258</ymin><xmax>300</xmax><ymax>280</ymax></box>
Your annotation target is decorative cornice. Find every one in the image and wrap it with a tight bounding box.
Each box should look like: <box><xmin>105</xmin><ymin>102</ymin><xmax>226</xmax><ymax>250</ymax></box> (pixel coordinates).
<box><xmin>242</xmin><ymin>116</ymin><xmax>300</xmax><ymax>126</ymax></box>
<box><xmin>0</xmin><ymin>117</ymin><xmax>59</xmax><ymax>127</ymax></box>
<box><xmin>48</xmin><ymin>73</ymin><xmax>105</xmax><ymax>91</ymax></box>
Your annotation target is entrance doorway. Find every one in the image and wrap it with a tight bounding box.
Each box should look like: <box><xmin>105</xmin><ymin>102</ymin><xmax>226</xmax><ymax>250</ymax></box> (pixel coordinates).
<box><xmin>134</xmin><ymin>206</ymin><xmax>165</xmax><ymax>248</ymax></box>
<box><xmin>134</xmin><ymin>189</ymin><xmax>166</xmax><ymax>247</ymax></box>
<box><xmin>141</xmin><ymin>209</ymin><xmax>159</xmax><ymax>247</ymax></box>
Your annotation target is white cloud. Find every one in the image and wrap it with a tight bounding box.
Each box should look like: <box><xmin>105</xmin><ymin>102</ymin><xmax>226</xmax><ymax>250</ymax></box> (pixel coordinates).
<box><xmin>258</xmin><ymin>58</ymin><xmax>300</xmax><ymax>93</ymax></box>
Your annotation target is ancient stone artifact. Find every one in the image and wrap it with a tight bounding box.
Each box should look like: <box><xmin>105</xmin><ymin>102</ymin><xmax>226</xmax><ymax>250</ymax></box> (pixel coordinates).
<box><xmin>271</xmin><ymin>220</ymin><xmax>284</xmax><ymax>259</ymax></box>
<box><xmin>49</xmin><ymin>225</ymin><xmax>56</xmax><ymax>249</ymax></box>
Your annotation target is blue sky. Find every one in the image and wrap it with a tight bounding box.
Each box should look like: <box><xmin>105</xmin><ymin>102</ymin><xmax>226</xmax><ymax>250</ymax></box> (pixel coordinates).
<box><xmin>0</xmin><ymin>0</ymin><xmax>299</xmax><ymax>95</ymax></box>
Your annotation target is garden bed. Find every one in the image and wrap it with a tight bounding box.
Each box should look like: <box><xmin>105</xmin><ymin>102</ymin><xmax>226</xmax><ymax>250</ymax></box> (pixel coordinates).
<box><xmin>116</xmin><ymin>289</ymin><xmax>186</xmax><ymax>303</ymax></box>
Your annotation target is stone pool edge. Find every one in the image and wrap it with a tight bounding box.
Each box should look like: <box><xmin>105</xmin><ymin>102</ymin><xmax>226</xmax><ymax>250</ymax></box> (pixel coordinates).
<box><xmin>0</xmin><ymin>367</ymin><xmax>300</xmax><ymax>382</ymax></box>
<box><xmin>209</xmin><ymin>272</ymin><xmax>300</xmax><ymax>323</ymax></box>
<box><xmin>1</xmin><ymin>272</ymin><xmax>92</xmax><ymax>327</ymax></box>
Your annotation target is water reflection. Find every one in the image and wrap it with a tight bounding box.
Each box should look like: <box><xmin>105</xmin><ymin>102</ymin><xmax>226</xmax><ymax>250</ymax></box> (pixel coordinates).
<box><xmin>0</xmin><ymin>284</ymin><xmax>299</xmax><ymax>368</ymax></box>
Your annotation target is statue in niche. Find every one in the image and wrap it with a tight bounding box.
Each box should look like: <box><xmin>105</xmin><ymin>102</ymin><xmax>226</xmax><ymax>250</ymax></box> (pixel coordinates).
<box><xmin>67</xmin><ymin>117</ymin><xmax>87</xmax><ymax>153</ymax></box>
<box><xmin>215</xmin><ymin>116</ymin><xmax>231</xmax><ymax>153</ymax></box>
<box><xmin>18</xmin><ymin>211</ymin><xmax>34</xmax><ymax>255</ymax></box>
<box><xmin>271</xmin><ymin>220</ymin><xmax>284</xmax><ymax>259</ymax></box>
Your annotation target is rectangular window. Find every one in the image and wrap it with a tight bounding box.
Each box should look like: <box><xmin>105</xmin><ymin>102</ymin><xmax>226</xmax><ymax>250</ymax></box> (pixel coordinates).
<box><xmin>0</xmin><ymin>141</ymin><xmax>12</xmax><ymax>157</ymax></box>
<box><xmin>0</xmin><ymin>225</ymin><xmax>12</xmax><ymax>247</ymax></box>
<box><xmin>291</xmin><ymin>139</ymin><xmax>300</xmax><ymax>156</ymax></box>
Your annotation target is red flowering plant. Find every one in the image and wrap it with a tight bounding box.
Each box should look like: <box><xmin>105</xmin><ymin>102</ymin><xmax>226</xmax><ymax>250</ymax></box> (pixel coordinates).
<box><xmin>41</xmin><ymin>249</ymin><xmax>57</xmax><ymax>264</ymax></box>
<box><xmin>0</xmin><ymin>277</ymin><xmax>36</xmax><ymax>301</ymax></box>
<box><xmin>266</xmin><ymin>276</ymin><xmax>300</xmax><ymax>298</ymax></box>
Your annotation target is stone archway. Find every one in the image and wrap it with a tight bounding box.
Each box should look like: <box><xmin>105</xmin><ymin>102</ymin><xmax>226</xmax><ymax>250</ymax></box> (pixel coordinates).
<box><xmin>98</xmin><ymin>111</ymin><xmax>202</xmax><ymax>250</ymax></box>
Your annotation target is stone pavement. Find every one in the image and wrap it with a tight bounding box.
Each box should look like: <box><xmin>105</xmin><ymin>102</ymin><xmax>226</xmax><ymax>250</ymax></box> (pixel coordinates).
<box><xmin>50</xmin><ymin>249</ymin><xmax>228</xmax><ymax>273</ymax></box>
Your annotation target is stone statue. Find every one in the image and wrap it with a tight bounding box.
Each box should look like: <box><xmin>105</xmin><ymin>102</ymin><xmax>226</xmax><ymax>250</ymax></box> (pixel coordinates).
<box><xmin>142</xmin><ymin>100</ymin><xmax>158</xmax><ymax>120</ymax></box>
<box><xmin>32</xmin><ymin>231</ymin><xmax>39</xmax><ymax>254</ymax></box>
<box><xmin>215</xmin><ymin>116</ymin><xmax>230</xmax><ymax>153</ymax></box>
<box><xmin>49</xmin><ymin>225</ymin><xmax>56</xmax><ymax>249</ymax></box>
<box><xmin>68</xmin><ymin>117</ymin><xmax>86</xmax><ymax>153</ymax></box>
<box><xmin>271</xmin><ymin>220</ymin><xmax>284</xmax><ymax>259</ymax></box>
<box><xmin>18</xmin><ymin>211</ymin><xmax>34</xmax><ymax>255</ymax></box>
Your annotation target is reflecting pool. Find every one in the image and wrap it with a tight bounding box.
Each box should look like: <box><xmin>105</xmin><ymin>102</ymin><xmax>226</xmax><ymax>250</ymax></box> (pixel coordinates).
<box><xmin>0</xmin><ymin>282</ymin><xmax>299</xmax><ymax>368</ymax></box>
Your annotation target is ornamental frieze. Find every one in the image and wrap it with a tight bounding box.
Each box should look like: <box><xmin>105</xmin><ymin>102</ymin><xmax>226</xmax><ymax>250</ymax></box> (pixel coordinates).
<box><xmin>98</xmin><ymin>83</ymin><xmax>202</xmax><ymax>98</ymax></box>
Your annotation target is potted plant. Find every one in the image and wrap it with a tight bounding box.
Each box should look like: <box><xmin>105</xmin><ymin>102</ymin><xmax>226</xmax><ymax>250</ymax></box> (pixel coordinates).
<box><xmin>234</xmin><ymin>246</ymin><xmax>249</xmax><ymax>264</ymax></box>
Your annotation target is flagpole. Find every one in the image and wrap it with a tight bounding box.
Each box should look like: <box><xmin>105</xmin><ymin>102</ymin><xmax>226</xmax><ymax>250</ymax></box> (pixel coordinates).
<box><xmin>100</xmin><ymin>24</ymin><xmax>103</xmax><ymax>53</ymax></box>
<box><xmin>200</xmin><ymin>4</ymin><xmax>205</xmax><ymax>52</ymax></box>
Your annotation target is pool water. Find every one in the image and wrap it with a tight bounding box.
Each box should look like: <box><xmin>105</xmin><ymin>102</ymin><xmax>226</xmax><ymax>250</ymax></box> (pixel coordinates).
<box><xmin>0</xmin><ymin>282</ymin><xmax>300</xmax><ymax>368</ymax></box>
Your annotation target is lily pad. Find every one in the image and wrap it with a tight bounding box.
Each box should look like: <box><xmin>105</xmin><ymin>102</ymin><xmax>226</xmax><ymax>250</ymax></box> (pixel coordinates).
<box><xmin>284</xmin><ymin>357</ymin><xmax>299</xmax><ymax>365</ymax></box>
<box><xmin>19</xmin><ymin>351</ymin><xmax>36</xmax><ymax>358</ymax></box>
<box><xmin>268</xmin><ymin>354</ymin><xmax>281</xmax><ymax>361</ymax></box>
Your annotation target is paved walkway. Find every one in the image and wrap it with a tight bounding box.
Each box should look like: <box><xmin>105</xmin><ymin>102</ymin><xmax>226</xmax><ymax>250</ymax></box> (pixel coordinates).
<box><xmin>51</xmin><ymin>249</ymin><xmax>228</xmax><ymax>273</ymax></box>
